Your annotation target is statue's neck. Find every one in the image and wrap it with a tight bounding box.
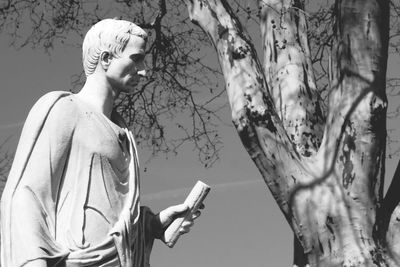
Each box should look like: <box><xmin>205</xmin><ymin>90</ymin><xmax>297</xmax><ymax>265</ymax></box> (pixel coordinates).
<box><xmin>77</xmin><ymin>74</ymin><xmax>117</xmax><ymax>119</ymax></box>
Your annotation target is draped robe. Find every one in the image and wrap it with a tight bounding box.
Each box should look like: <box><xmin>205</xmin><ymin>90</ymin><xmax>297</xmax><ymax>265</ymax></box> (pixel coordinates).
<box><xmin>1</xmin><ymin>91</ymin><xmax>155</xmax><ymax>266</ymax></box>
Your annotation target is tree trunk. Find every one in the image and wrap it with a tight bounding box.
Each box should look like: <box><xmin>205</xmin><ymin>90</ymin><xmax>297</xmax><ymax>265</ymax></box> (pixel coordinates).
<box><xmin>181</xmin><ymin>0</ymin><xmax>396</xmax><ymax>266</ymax></box>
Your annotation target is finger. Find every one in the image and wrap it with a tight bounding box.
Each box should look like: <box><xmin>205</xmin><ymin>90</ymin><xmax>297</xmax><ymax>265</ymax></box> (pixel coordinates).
<box><xmin>191</xmin><ymin>210</ymin><xmax>201</xmax><ymax>220</ymax></box>
<box><xmin>179</xmin><ymin>227</ymin><xmax>190</xmax><ymax>234</ymax></box>
<box><xmin>181</xmin><ymin>220</ymin><xmax>194</xmax><ymax>228</ymax></box>
<box><xmin>179</xmin><ymin>222</ymin><xmax>194</xmax><ymax>234</ymax></box>
<box><xmin>169</xmin><ymin>203</ymin><xmax>190</xmax><ymax>216</ymax></box>
<box><xmin>164</xmin><ymin>203</ymin><xmax>189</xmax><ymax>219</ymax></box>
<box><xmin>158</xmin><ymin>203</ymin><xmax>189</xmax><ymax>227</ymax></box>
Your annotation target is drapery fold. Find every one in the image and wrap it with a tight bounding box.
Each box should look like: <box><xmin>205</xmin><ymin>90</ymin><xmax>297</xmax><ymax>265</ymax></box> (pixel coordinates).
<box><xmin>1</xmin><ymin>92</ymin><xmax>154</xmax><ymax>267</ymax></box>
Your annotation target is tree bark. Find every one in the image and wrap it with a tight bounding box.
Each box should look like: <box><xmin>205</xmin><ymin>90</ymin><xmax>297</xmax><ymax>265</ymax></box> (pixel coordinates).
<box><xmin>182</xmin><ymin>0</ymin><xmax>393</xmax><ymax>265</ymax></box>
<box><xmin>259</xmin><ymin>0</ymin><xmax>324</xmax><ymax>158</ymax></box>
<box><xmin>386</xmin><ymin>160</ymin><xmax>400</xmax><ymax>263</ymax></box>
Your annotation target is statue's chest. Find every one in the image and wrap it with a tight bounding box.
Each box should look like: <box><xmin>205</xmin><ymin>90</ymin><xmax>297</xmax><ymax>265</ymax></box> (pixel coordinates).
<box><xmin>76</xmin><ymin>111</ymin><xmax>131</xmax><ymax>171</ymax></box>
<box><xmin>60</xmin><ymin>112</ymin><xmax>136</xmax><ymax>246</ymax></box>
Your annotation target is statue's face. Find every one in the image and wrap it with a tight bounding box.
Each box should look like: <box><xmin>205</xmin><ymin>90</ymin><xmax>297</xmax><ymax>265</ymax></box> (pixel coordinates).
<box><xmin>106</xmin><ymin>35</ymin><xmax>146</xmax><ymax>93</ymax></box>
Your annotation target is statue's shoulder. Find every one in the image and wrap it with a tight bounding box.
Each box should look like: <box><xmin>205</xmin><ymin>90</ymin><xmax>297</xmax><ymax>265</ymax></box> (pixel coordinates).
<box><xmin>30</xmin><ymin>91</ymin><xmax>72</xmax><ymax>112</ymax></box>
<box><xmin>26</xmin><ymin>91</ymin><xmax>79</xmax><ymax>132</ymax></box>
<box><xmin>31</xmin><ymin>91</ymin><xmax>80</xmax><ymax>117</ymax></box>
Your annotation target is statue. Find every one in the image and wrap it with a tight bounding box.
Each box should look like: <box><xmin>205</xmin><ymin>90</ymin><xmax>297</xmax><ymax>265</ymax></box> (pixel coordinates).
<box><xmin>1</xmin><ymin>18</ymin><xmax>202</xmax><ymax>267</ymax></box>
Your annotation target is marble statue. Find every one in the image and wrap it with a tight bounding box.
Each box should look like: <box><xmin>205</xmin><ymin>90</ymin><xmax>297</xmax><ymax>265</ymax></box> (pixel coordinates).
<box><xmin>1</xmin><ymin>18</ymin><xmax>201</xmax><ymax>267</ymax></box>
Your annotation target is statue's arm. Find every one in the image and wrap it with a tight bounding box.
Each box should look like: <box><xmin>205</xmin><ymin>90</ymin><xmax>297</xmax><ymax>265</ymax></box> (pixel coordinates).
<box><xmin>2</xmin><ymin>96</ymin><xmax>76</xmax><ymax>266</ymax></box>
<box><xmin>141</xmin><ymin>206</ymin><xmax>163</xmax><ymax>240</ymax></box>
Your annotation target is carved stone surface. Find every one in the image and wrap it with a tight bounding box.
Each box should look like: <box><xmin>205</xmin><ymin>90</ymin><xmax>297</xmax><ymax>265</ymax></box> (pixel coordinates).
<box><xmin>1</xmin><ymin>19</ymin><xmax>154</xmax><ymax>267</ymax></box>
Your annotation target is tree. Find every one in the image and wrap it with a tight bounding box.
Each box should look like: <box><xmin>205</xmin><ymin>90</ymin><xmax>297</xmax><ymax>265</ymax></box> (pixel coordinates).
<box><xmin>1</xmin><ymin>0</ymin><xmax>400</xmax><ymax>265</ymax></box>
<box><xmin>180</xmin><ymin>0</ymin><xmax>400</xmax><ymax>266</ymax></box>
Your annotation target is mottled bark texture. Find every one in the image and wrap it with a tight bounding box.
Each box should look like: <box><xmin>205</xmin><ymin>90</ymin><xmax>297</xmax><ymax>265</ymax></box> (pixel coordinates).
<box><xmin>260</xmin><ymin>0</ymin><xmax>324</xmax><ymax>158</ymax></box>
<box><xmin>182</xmin><ymin>0</ymin><xmax>397</xmax><ymax>266</ymax></box>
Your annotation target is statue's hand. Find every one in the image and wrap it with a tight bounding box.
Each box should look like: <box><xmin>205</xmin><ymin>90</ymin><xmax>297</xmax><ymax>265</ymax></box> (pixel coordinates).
<box><xmin>155</xmin><ymin>203</ymin><xmax>204</xmax><ymax>238</ymax></box>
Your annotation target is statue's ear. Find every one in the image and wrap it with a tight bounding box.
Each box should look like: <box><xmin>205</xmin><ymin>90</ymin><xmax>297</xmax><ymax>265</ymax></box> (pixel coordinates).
<box><xmin>100</xmin><ymin>51</ymin><xmax>112</xmax><ymax>70</ymax></box>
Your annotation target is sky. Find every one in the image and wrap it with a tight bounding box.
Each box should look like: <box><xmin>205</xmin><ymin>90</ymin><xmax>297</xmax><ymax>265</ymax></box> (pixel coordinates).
<box><xmin>0</xmin><ymin>24</ymin><xmax>294</xmax><ymax>266</ymax></box>
<box><xmin>1</xmin><ymin>5</ymin><xmax>400</xmax><ymax>267</ymax></box>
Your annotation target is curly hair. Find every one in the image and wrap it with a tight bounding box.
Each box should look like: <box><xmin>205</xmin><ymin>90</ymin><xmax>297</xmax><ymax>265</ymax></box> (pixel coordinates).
<box><xmin>82</xmin><ymin>18</ymin><xmax>147</xmax><ymax>77</ymax></box>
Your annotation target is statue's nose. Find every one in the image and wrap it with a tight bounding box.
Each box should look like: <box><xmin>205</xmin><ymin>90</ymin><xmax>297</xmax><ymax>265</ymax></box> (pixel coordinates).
<box><xmin>137</xmin><ymin>69</ymin><xmax>146</xmax><ymax>77</ymax></box>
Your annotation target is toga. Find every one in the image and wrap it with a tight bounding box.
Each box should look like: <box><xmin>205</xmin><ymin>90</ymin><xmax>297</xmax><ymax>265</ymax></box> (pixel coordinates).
<box><xmin>1</xmin><ymin>91</ymin><xmax>155</xmax><ymax>266</ymax></box>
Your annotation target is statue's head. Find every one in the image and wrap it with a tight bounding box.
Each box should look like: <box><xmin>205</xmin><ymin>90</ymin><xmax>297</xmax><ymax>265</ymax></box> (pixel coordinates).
<box><xmin>82</xmin><ymin>18</ymin><xmax>148</xmax><ymax>77</ymax></box>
